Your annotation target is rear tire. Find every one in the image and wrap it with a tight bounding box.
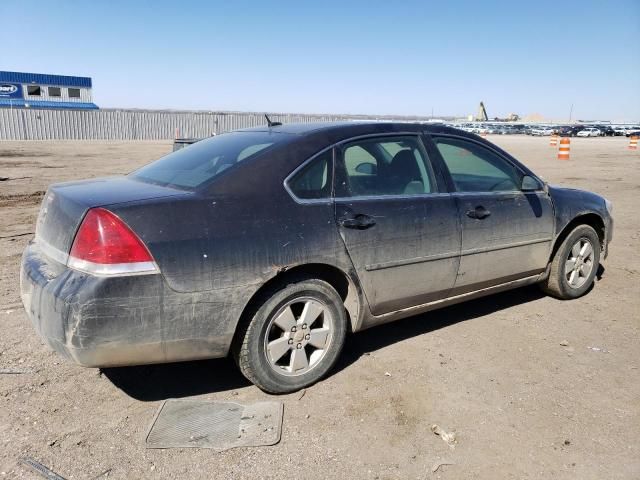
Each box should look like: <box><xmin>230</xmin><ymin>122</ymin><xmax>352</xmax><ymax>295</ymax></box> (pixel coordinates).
<box><xmin>233</xmin><ymin>277</ymin><xmax>347</xmax><ymax>394</ymax></box>
<box><xmin>541</xmin><ymin>225</ymin><xmax>600</xmax><ymax>299</ymax></box>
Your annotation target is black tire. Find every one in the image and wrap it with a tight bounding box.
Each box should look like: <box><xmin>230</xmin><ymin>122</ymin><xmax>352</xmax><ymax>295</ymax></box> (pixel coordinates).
<box><xmin>541</xmin><ymin>225</ymin><xmax>601</xmax><ymax>299</ymax></box>
<box><xmin>232</xmin><ymin>277</ymin><xmax>348</xmax><ymax>394</ymax></box>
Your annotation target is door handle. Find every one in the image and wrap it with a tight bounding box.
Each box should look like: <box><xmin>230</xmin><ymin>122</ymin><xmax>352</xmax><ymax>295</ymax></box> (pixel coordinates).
<box><xmin>339</xmin><ymin>214</ymin><xmax>376</xmax><ymax>230</ymax></box>
<box><xmin>466</xmin><ymin>206</ymin><xmax>491</xmax><ymax>220</ymax></box>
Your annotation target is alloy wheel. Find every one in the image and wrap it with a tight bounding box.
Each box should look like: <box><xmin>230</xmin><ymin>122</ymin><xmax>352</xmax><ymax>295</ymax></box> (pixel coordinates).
<box><xmin>264</xmin><ymin>297</ymin><xmax>334</xmax><ymax>376</ymax></box>
<box><xmin>565</xmin><ymin>238</ymin><xmax>595</xmax><ymax>289</ymax></box>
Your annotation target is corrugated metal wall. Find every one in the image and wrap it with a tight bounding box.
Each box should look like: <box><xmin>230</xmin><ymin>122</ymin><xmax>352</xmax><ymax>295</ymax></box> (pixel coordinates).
<box><xmin>0</xmin><ymin>108</ymin><xmax>434</xmax><ymax>140</ymax></box>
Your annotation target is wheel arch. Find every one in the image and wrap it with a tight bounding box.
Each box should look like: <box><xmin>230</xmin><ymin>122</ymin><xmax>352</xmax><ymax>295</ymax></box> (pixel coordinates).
<box><xmin>550</xmin><ymin>213</ymin><xmax>605</xmax><ymax>263</ymax></box>
<box><xmin>234</xmin><ymin>263</ymin><xmax>364</xmax><ymax>342</ymax></box>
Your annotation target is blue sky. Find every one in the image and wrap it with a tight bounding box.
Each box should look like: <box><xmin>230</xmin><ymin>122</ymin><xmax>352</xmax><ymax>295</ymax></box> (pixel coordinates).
<box><xmin>1</xmin><ymin>0</ymin><xmax>639</xmax><ymax>120</ymax></box>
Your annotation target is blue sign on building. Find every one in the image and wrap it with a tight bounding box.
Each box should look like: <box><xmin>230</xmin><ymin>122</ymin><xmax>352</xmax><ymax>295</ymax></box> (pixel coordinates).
<box><xmin>0</xmin><ymin>71</ymin><xmax>98</xmax><ymax>110</ymax></box>
<box><xmin>0</xmin><ymin>83</ymin><xmax>23</xmax><ymax>98</ymax></box>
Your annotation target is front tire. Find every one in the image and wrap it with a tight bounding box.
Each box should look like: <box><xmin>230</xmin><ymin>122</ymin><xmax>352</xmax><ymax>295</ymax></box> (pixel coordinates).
<box><xmin>541</xmin><ymin>225</ymin><xmax>601</xmax><ymax>299</ymax></box>
<box><xmin>233</xmin><ymin>278</ymin><xmax>348</xmax><ymax>393</ymax></box>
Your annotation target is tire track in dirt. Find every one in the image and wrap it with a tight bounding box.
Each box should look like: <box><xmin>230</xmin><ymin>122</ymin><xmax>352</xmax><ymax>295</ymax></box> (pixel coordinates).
<box><xmin>0</xmin><ymin>191</ymin><xmax>46</xmax><ymax>208</ymax></box>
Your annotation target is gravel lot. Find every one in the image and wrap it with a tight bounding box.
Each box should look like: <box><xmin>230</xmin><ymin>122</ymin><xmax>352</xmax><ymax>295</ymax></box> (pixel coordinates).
<box><xmin>1</xmin><ymin>136</ymin><xmax>638</xmax><ymax>479</ymax></box>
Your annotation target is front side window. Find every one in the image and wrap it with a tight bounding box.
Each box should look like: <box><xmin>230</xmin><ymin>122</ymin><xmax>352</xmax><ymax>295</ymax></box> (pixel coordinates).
<box><xmin>27</xmin><ymin>85</ymin><xmax>41</xmax><ymax>96</ymax></box>
<box><xmin>339</xmin><ymin>136</ymin><xmax>434</xmax><ymax>197</ymax></box>
<box><xmin>288</xmin><ymin>150</ymin><xmax>332</xmax><ymax>200</ymax></box>
<box><xmin>48</xmin><ymin>87</ymin><xmax>61</xmax><ymax>97</ymax></box>
<box><xmin>131</xmin><ymin>131</ymin><xmax>291</xmax><ymax>190</ymax></box>
<box><xmin>433</xmin><ymin>137</ymin><xmax>520</xmax><ymax>192</ymax></box>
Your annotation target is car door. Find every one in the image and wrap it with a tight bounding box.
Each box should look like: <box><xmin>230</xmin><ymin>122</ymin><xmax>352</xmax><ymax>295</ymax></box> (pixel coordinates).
<box><xmin>429</xmin><ymin>134</ymin><xmax>554</xmax><ymax>294</ymax></box>
<box><xmin>333</xmin><ymin>134</ymin><xmax>461</xmax><ymax>316</ymax></box>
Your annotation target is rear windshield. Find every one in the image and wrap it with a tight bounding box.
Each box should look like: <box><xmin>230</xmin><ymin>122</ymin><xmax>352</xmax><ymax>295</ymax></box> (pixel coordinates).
<box><xmin>131</xmin><ymin>131</ymin><xmax>291</xmax><ymax>189</ymax></box>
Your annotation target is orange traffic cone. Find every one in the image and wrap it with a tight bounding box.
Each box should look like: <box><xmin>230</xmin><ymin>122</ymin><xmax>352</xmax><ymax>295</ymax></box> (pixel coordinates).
<box><xmin>550</xmin><ymin>134</ymin><xmax>558</xmax><ymax>147</ymax></box>
<box><xmin>558</xmin><ymin>138</ymin><xmax>570</xmax><ymax>160</ymax></box>
<box><xmin>629</xmin><ymin>135</ymin><xmax>638</xmax><ymax>150</ymax></box>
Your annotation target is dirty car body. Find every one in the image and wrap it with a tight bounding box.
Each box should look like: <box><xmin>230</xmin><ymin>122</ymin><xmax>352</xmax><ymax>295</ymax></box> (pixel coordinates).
<box><xmin>21</xmin><ymin>122</ymin><xmax>613</xmax><ymax>387</ymax></box>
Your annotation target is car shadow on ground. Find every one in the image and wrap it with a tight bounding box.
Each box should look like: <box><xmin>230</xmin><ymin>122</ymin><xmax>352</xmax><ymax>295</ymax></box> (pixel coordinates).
<box><xmin>102</xmin><ymin>357</ymin><xmax>251</xmax><ymax>402</ymax></box>
<box><xmin>333</xmin><ymin>285</ymin><xmax>547</xmax><ymax>375</ymax></box>
<box><xmin>103</xmin><ymin>285</ymin><xmax>549</xmax><ymax>401</ymax></box>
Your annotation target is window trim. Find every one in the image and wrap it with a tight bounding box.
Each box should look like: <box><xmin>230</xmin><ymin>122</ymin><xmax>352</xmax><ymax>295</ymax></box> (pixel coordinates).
<box><xmin>335</xmin><ymin>133</ymin><xmax>441</xmax><ymax>200</ymax></box>
<box><xmin>334</xmin><ymin>191</ymin><xmax>453</xmax><ymax>203</ymax></box>
<box><xmin>427</xmin><ymin>133</ymin><xmax>546</xmax><ymax>194</ymax></box>
<box><xmin>284</xmin><ymin>132</ymin><xmax>451</xmax><ymax>204</ymax></box>
<box><xmin>68</xmin><ymin>87</ymin><xmax>81</xmax><ymax>99</ymax></box>
<box><xmin>284</xmin><ymin>145</ymin><xmax>335</xmax><ymax>204</ymax></box>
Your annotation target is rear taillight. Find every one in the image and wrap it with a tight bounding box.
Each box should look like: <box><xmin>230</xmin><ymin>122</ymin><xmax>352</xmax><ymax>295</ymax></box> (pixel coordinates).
<box><xmin>68</xmin><ymin>208</ymin><xmax>159</xmax><ymax>276</ymax></box>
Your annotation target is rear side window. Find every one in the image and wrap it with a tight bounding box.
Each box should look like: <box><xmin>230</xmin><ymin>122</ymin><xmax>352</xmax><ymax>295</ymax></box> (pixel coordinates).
<box><xmin>288</xmin><ymin>150</ymin><xmax>332</xmax><ymax>200</ymax></box>
<box><xmin>433</xmin><ymin>137</ymin><xmax>520</xmax><ymax>192</ymax></box>
<box><xmin>131</xmin><ymin>132</ymin><xmax>290</xmax><ymax>189</ymax></box>
<box><xmin>339</xmin><ymin>136</ymin><xmax>434</xmax><ymax>197</ymax></box>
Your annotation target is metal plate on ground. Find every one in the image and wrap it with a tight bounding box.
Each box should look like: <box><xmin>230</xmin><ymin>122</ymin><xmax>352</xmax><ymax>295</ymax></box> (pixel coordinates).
<box><xmin>145</xmin><ymin>399</ymin><xmax>283</xmax><ymax>450</ymax></box>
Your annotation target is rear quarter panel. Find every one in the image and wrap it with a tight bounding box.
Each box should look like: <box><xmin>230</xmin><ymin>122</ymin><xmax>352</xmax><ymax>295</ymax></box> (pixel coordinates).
<box><xmin>107</xmin><ymin>178</ymin><xmax>357</xmax><ymax>334</ymax></box>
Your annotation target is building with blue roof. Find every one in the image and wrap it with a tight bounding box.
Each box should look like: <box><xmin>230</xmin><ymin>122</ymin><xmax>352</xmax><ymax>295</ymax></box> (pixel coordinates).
<box><xmin>0</xmin><ymin>71</ymin><xmax>98</xmax><ymax>110</ymax></box>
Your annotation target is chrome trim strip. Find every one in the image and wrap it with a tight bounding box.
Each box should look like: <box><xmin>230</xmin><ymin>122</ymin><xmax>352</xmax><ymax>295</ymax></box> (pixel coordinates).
<box><xmin>36</xmin><ymin>238</ymin><xmax>69</xmax><ymax>265</ymax></box>
<box><xmin>334</xmin><ymin>192</ymin><xmax>451</xmax><ymax>202</ymax></box>
<box><xmin>365</xmin><ymin>250</ymin><xmax>459</xmax><ymax>271</ymax></box>
<box><xmin>334</xmin><ymin>190</ymin><xmax>549</xmax><ymax>202</ymax></box>
<box><xmin>67</xmin><ymin>256</ymin><xmax>160</xmax><ymax>277</ymax></box>
<box><xmin>460</xmin><ymin>237</ymin><xmax>553</xmax><ymax>257</ymax></box>
<box><xmin>451</xmin><ymin>191</ymin><xmax>522</xmax><ymax>197</ymax></box>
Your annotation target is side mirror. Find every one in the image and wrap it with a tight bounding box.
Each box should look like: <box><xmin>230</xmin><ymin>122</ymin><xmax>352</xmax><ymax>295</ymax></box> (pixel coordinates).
<box><xmin>521</xmin><ymin>175</ymin><xmax>541</xmax><ymax>192</ymax></box>
<box><xmin>355</xmin><ymin>162</ymin><xmax>376</xmax><ymax>175</ymax></box>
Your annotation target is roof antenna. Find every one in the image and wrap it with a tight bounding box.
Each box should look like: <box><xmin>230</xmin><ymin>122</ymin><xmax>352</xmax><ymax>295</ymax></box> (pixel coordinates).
<box><xmin>265</xmin><ymin>114</ymin><xmax>282</xmax><ymax>127</ymax></box>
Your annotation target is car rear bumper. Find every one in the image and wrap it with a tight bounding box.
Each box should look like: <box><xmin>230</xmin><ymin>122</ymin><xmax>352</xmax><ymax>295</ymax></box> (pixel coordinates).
<box><xmin>20</xmin><ymin>241</ymin><xmax>245</xmax><ymax>367</ymax></box>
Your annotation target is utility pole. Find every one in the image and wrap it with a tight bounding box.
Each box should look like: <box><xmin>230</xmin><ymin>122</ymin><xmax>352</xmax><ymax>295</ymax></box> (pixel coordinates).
<box><xmin>569</xmin><ymin>104</ymin><xmax>573</xmax><ymax>123</ymax></box>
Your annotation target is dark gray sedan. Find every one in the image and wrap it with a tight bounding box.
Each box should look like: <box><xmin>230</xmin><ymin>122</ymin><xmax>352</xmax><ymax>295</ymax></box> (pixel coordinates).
<box><xmin>21</xmin><ymin>122</ymin><xmax>613</xmax><ymax>393</ymax></box>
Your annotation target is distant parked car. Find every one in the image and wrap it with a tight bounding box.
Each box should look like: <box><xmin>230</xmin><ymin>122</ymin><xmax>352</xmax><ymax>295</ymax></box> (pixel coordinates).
<box><xmin>625</xmin><ymin>129</ymin><xmax>640</xmax><ymax>137</ymax></box>
<box><xmin>531</xmin><ymin>126</ymin><xmax>554</xmax><ymax>136</ymax></box>
<box><xmin>21</xmin><ymin>121</ymin><xmax>613</xmax><ymax>393</ymax></box>
<box><xmin>597</xmin><ymin>126</ymin><xmax>615</xmax><ymax>137</ymax></box>
<box><xmin>559</xmin><ymin>126</ymin><xmax>584</xmax><ymax>137</ymax></box>
<box><xmin>577</xmin><ymin>128</ymin><xmax>601</xmax><ymax>137</ymax></box>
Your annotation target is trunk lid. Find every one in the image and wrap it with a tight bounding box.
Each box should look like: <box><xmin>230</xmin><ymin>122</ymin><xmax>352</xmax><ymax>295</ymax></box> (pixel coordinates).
<box><xmin>35</xmin><ymin>176</ymin><xmax>190</xmax><ymax>259</ymax></box>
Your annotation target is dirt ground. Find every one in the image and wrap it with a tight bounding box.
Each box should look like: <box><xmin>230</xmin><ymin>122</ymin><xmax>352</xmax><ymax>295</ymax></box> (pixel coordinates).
<box><xmin>1</xmin><ymin>136</ymin><xmax>638</xmax><ymax>479</ymax></box>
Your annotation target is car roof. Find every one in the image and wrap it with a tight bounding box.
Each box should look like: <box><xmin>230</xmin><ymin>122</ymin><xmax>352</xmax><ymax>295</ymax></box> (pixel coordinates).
<box><xmin>238</xmin><ymin>121</ymin><xmax>465</xmax><ymax>137</ymax></box>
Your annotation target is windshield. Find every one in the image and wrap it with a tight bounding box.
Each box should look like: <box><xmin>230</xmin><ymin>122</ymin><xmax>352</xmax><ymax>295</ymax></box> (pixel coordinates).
<box><xmin>131</xmin><ymin>131</ymin><xmax>292</xmax><ymax>189</ymax></box>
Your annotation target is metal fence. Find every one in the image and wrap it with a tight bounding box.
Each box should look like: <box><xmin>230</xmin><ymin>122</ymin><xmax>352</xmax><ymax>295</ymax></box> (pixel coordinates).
<box><xmin>0</xmin><ymin>108</ymin><xmax>438</xmax><ymax>141</ymax></box>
